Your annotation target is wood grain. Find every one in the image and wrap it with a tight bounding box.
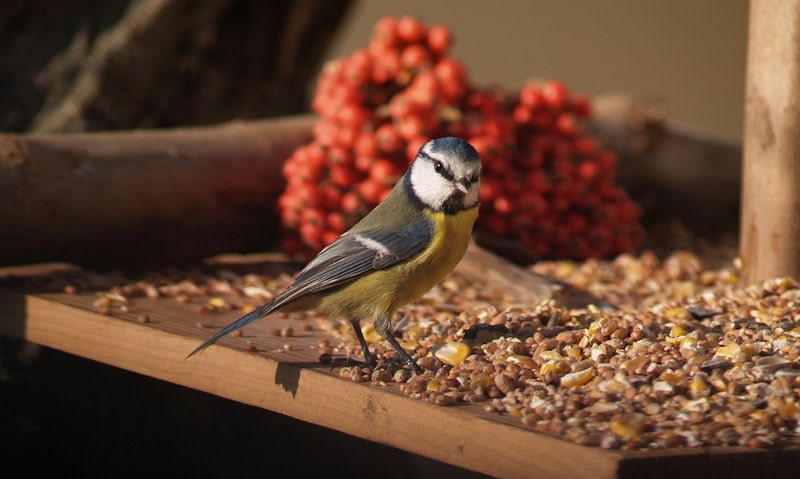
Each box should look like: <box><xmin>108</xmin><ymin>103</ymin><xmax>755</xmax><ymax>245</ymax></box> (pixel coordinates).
<box><xmin>0</xmin><ymin>287</ymin><xmax>621</xmax><ymax>479</ymax></box>
<box><xmin>0</xmin><ymin>115</ymin><xmax>315</xmax><ymax>267</ymax></box>
<box><xmin>1</xmin><ymin>266</ymin><xmax>798</xmax><ymax>478</ymax></box>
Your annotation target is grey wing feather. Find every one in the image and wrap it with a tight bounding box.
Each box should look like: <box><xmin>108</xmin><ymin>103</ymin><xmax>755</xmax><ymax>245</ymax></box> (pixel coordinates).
<box><xmin>187</xmin><ymin>217</ymin><xmax>433</xmax><ymax>357</ymax></box>
<box><xmin>288</xmin><ymin>216</ymin><xmax>434</xmax><ymax>296</ymax></box>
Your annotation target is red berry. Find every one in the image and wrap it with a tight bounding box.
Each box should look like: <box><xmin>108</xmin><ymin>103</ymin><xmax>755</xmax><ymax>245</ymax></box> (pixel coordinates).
<box><xmin>405</xmin><ymin>136</ymin><xmax>429</xmax><ymax>161</ymax></box>
<box><xmin>479</xmin><ymin>177</ymin><xmax>501</xmax><ymax>203</ymax></box>
<box><xmin>370</xmin><ymin>158</ymin><xmax>401</xmax><ymax>184</ymax></box>
<box><xmin>542</xmin><ymin>80</ymin><xmax>568</xmax><ymax>110</ymax></box>
<box><xmin>358</xmin><ymin>178</ymin><xmax>385</xmax><ymax>204</ymax></box>
<box><xmin>554</xmin><ymin>113</ymin><xmax>577</xmax><ymax>136</ymax></box>
<box><xmin>493</xmin><ymin>196</ymin><xmax>513</xmax><ymax>215</ymax></box>
<box><xmin>525</xmin><ymin>170</ymin><xmax>550</xmax><ymax>193</ymax></box>
<box><xmin>512</xmin><ymin>105</ymin><xmax>533</xmax><ymax>124</ymax></box>
<box><xmin>388</xmin><ymin>93</ymin><xmax>414</xmax><ymax>119</ymax></box>
<box><xmin>312</xmin><ymin>119</ymin><xmax>338</xmax><ymax>146</ymax></box>
<box><xmin>427</xmin><ymin>25</ymin><xmax>451</xmax><ymax>55</ymax></box>
<box><xmin>292</xmin><ymin>183</ymin><xmax>321</xmax><ymax>207</ymax></box>
<box><xmin>434</xmin><ymin>58</ymin><xmax>467</xmax><ymax>100</ymax></box>
<box><xmin>327</xmin><ymin>144</ymin><xmax>353</xmax><ymax>167</ymax></box>
<box><xmin>518</xmin><ymin>192</ymin><xmax>547</xmax><ymax>216</ymax></box>
<box><xmin>299</xmin><ymin>223</ymin><xmax>323</xmax><ymax>249</ymax></box>
<box><xmin>570</xmin><ymin>94</ymin><xmax>591</xmax><ymax>118</ymax></box>
<box><xmin>375</xmin><ymin>123</ymin><xmax>403</xmax><ymax>153</ymax></box>
<box><xmin>319</xmin><ymin>184</ymin><xmax>342</xmax><ymax>209</ymax></box>
<box><xmin>482</xmin><ymin>215</ymin><xmax>509</xmax><ymax>237</ymax></box>
<box><xmin>395</xmin><ymin>114</ymin><xmax>425</xmax><ymax>141</ymax></box>
<box><xmin>397</xmin><ymin>16</ymin><xmax>426</xmax><ymax>43</ymax></box>
<box><xmin>337</xmin><ymin>103</ymin><xmax>371</xmax><ymax>127</ymax></box>
<box><xmin>576</xmin><ymin>161</ymin><xmax>599</xmax><ymax>182</ymax></box>
<box><xmin>406</xmin><ymin>70</ymin><xmax>440</xmax><ymax>105</ymax></box>
<box><xmin>321</xmin><ymin>230</ymin><xmax>340</xmax><ymax>246</ymax></box>
<box><xmin>377</xmin><ymin>187</ymin><xmax>392</xmax><ymax>203</ymax></box>
<box><xmin>371</xmin><ymin>50</ymin><xmax>401</xmax><ymax>84</ymax></box>
<box><xmin>519</xmin><ymin>83</ymin><xmax>544</xmax><ymax>109</ymax></box>
<box><xmin>400</xmin><ymin>43</ymin><xmax>432</xmax><ymax>70</ymax></box>
<box><xmin>329</xmin><ymin>164</ymin><xmax>360</xmax><ymax>187</ymax></box>
<box><xmin>575</xmin><ymin>136</ymin><xmax>598</xmax><ymax>155</ymax></box>
<box><xmin>354</xmin><ymin>133</ymin><xmax>378</xmax><ymax>161</ymax></box>
<box><xmin>326</xmin><ymin>212</ymin><xmax>348</xmax><ymax>234</ymax></box>
<box><xmin>372</xmin><ymin>16</ymin><xmax>399</xmax><ymax>46</ymax></box>
<box><xmin>566</xmin><ymin>212</ymin><xmax>589</xmax><ymax>233</ymax></box>
<box><xmin>341</xmin><ymin>191</ymin><xmax>363</xmax><ymax>214</ymax></box>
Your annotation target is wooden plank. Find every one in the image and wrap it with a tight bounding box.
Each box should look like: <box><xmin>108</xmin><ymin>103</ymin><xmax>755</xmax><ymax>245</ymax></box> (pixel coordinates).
<box><xmin>2</xmin><ymin>282</ymin><xmax>799</xmax><ymax>479</ymax></box>
<box><xmin>0</xmin><ymin>287</ymin><xmax>622</xmax><ymax>479</ymax></box>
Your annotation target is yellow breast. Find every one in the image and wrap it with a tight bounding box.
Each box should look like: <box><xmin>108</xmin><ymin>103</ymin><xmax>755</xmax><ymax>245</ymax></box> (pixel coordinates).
<box><xmin>318</xmin><ymin>206</ymin><xmax>478</xmax><ymax>320</ymax></box>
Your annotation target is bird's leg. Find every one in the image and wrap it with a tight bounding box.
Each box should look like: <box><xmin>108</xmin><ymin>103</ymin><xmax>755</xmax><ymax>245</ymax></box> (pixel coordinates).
<box><xmin>374</xmin><ymin>316</ymin><xmax>423</xmax><ymax>374</ymax></box>
<box><xmin>349</xmin><ymin>318</ymin><xmax>378</xmax><ymax>368</ymax></box>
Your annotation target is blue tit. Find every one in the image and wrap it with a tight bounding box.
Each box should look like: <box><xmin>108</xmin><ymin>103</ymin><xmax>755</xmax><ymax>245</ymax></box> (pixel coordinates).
<box><xmin>189</xmin><ymin>136</ymin><xmax>482</xmax><ymax>373</ymax></box>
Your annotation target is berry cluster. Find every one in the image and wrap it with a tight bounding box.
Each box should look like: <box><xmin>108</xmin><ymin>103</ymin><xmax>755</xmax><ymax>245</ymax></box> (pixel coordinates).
<box><xmin>278</xmin><ymin>16</ymin><xmax>644</xmax><ymax>261</ymax></box>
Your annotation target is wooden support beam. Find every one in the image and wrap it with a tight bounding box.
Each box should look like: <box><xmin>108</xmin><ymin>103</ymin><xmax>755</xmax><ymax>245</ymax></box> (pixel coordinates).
<box><xmin>740</xmin><ymin>0</ymin><xmax>800</xmax><ymax>284</ymax></box>
<box><xmin>0</xmin><ymin>115</ymin><xmax>314</xmax><ymax>267</ymax></box>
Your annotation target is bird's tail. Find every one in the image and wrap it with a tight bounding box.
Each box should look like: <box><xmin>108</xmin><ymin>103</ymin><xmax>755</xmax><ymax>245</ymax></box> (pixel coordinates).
<box><xmin>187</xmin><ymin>303</ymin><xmax>271</xmax><ymax>358</ymax></box>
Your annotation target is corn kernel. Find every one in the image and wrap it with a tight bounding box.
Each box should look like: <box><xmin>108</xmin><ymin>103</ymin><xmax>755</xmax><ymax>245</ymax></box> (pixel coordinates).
<box><xmin>621</xmin><ymin>356</ymin><xmax>647</xmax><ymax>371</ymax></box>
<box><xmin>434</xmin><ymin>341</ymin><xmax>471</xmax><ymax>366</ymax></box>
<box><xmin>680</xmin><ymin>337</ymin><xmax>698</xmax><ymax>350</ymax></box>
<box><xmin>778</xmin><ymin>401</ymin><xmax>798</xmax><ymax>418</ymax></box>
<box><xmin>670</xmin><ymin>324</ymin><xmax>687</xmax><ymax>337</ymax></box>
<box><xmin>659</xmin><ymin>371</ymin><xmax>684</xmax><ymax>385</ymax></box>
<box><xmin>563</xmin><ymin>344</ymin><xmax>582</xmax><ymax>360</ymax></box>
<box><xmin>588</xmin><ymin>318</ymin><xmax>607</xmax><ymax>336</ymax></box>
<box><xmin>561</xmin><ymin>367</ymin><xmax>594</xmax><ymax>387</ymax></box>
<box><xmin>539</xmin><ymin>359</ymin><xmax>569</xmax><ymax>376</ymax></box>
<box><xmin>407</xmin><ymin>325</ymin><xmax>425</xmax><ymax>340</ymax></box>
<box><xmin>689</xmin><ymin>377</ymin><xmax>708</xmax><ymax>393</ymax></box>
<box><xmin>470</xmin><ymin>372</ymin><xmax>492</xmax><ymax>391</ymax></box>
<box><xmin>207</xmin><ymin>297</ymin><xmax>228</xmax><ymax>308</ymax></box>
<box><xmin>539</xmin><ymin>350</ymin><xmax>564</xmax><ymax>361</ymax></box>
<box><xmin>610</xmin><ymin>412</ymin><xmax>647</xmax><ymax>439</ymax></box>
<box><xmin>715</xmin><ymin>343</ymin><xmax>741</xmax><ymax>360</ymax></box>
<box><xmin>361</xmin><ymin>323</ymin><xmax>382</xmax><ymax>343</ymax></box>
<box><xmin>598</xmin><ymin>379</ymin><xmax>627</xmax><ymax>394</ymax></box>
<box><xmin>739</xmin><ymin>341</ymin><xmax>755</xmax><ymax>358</ymax></box>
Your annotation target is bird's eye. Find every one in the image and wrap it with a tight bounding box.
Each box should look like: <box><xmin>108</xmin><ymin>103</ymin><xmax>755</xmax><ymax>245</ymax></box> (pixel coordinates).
<box><xmin>433</xmin><ymin>160</ymin><xmax>443</xmax><ymax>172</ymax></box>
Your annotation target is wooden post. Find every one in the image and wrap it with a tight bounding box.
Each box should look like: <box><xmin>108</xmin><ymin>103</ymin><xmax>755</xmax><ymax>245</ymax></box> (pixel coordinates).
<box><xmin>740</xmin><ymin>0</ymin><xmax>800</xmax><ymax>284</ymax></box>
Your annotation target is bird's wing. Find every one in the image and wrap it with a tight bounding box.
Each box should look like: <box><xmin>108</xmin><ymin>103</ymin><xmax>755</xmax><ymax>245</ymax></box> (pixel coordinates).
<box><xmin>283</xmin><ymin>216</ymin><xmax>435</xmax><ymax>302</ymax></box>
<box><xmin>187</xmin><ymin>217</ymin><xmax>434</xmax><ymax>357</ymax></box>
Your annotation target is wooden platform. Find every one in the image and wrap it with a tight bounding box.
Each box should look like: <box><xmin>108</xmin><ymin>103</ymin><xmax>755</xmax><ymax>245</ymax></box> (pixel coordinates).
<box><xmin>1</xmin><ymin>263</ymin><xmax>798</xmax><ymax>479</ymax></box>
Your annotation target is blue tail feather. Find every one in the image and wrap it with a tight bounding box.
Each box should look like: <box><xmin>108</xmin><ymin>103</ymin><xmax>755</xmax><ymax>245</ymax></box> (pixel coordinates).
<box><xmin>187</xmin><ymin>304</ymin><xmax>271</xmax><ymax>357</ymax></box>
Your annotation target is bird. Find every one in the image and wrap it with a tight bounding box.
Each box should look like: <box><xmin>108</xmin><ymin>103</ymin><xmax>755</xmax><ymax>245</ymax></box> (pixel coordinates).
<box><xmin>188</xmin><ymin>136</ymin><xmax>482</xmax><ymax>374</ymax></box>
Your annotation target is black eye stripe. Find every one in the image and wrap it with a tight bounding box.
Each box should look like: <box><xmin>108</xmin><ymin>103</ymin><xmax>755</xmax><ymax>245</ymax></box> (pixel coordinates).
<box><xmin>418</xmin><ymin>151</ymin><xmax>455</xmax><ymax>181</ymax></box>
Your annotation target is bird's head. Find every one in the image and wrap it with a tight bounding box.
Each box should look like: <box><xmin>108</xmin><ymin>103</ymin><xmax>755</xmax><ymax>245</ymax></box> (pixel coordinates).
<box><xmin>406</xmin><ymin>137</ymin><xmax>482</xmax><ymax>214</ymax></box>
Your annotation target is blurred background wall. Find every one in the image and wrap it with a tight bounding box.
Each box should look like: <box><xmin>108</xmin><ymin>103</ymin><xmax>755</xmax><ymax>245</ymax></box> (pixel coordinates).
<box><xmin>327</xmin><ymin>0</ymin><xmax>748</xmax><ymax>140</ymax></box>
<box><xmin>1</xmin><ymin>0</ymin><xmax>748</xmax><ymax>140</ymax></box>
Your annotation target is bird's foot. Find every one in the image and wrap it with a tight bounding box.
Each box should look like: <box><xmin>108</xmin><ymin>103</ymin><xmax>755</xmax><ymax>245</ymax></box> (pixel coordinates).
<box><xmin>344</xmin><ymin>355</ymin><xmax>378</xmax><ymax>369</ymax></box>
<box><xmin>375</xmin><ymin>354</ymin><xmax>423</xmax><ymax>375</ymax></box>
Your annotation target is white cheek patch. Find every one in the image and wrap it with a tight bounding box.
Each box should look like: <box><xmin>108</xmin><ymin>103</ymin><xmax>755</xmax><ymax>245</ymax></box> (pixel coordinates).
<box><xmin>409</xmin><ymin>162</ymin><xmax>451</xmax><ymax>209</ymax></box>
